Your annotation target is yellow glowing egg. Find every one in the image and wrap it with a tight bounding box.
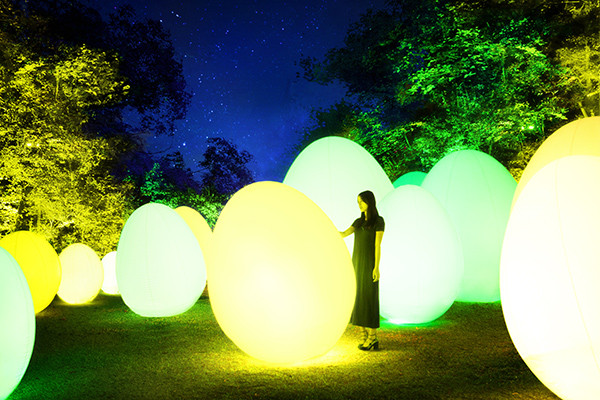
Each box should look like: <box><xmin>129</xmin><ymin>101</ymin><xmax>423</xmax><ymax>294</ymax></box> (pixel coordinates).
<box><xmin>513</xmin><ymin>117</ymin><xmax>600</xmax><ymax>207</ymax></box>
<box><xmin>209</xmin><ymin>181</ymin><xmax>355</xmax><ymax>363</ymax></box>
<box><xmin>175</xmin><ymin>206</ymin><xmax>212</xmax><ymax>269</ymax></box>
<box><xmin>101</xmin><ymin>251</ymin><xmax>119</xmax><ymax>295</ymax></box>
<box><xmin>57</xmin><ymin>244</ymin><xmax>104</xmax><ymax>304</ymax></box>
<box><xmin>501</xmin><ymin>155</ymin><xmax>600</xmax><ymax>399</ymax></box>
<box><xmin>0</xmin><ymin>231</ymin><xmax>61</xmax><ymax>313</ymax></box>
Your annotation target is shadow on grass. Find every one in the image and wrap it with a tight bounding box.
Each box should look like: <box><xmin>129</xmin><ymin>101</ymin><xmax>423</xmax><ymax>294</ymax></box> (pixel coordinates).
<box><xmin>8</xmin><ymin>294</ymin><xmax>560</xmax><ymax>400</ymax></box>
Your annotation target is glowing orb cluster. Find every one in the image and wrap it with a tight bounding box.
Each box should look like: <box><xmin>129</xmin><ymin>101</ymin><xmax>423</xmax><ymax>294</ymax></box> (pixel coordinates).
<box><xmin>392</xmin><ymin>171</ymin><xmax>427</xmax><ymax>188</ymax></box>
<box><xmin>0</xmin><ymin>248</ymin><xmax>35</xmax><ymax>400</ymax></box>
<box><xmin>101</xmin><ymin>251</ymin><xmax>119</xmax><ymax>295</ymax></box>
<box><xmin>116</xmin><ymin>203</ymin><xmax>206</xmax><ymax>317</ymax></box>
<box><xmin>422</xmin><ymin>150</ymin><xmax>516</xmax><ymax>303</ymax></box>
<box><xmin>57</xmin><ymin>244</ymin><xmax>104</xmax><ymax>304</ymax></box>
<box><xmin>0</xmin><ymin>231</ymin><xmax>61</xmax><ymax>313</ymax></box>
<box><xmin>501</xmin><ymin>155</ymin><xmax>600</xmax><ymax>400</ymax></box>
<box><xmin>513</xmin><ymin>117</ymin><xmax>600</xmax><ymax>207</ymax></box>
<box><xmin>378</xmin><ymin>185</ymin><xmax>463</xmax><ymax>324</ymax></box>
<box><xmin>209</xmin><ymin>181</ymin><xmax>355</xmax><ymax>363</ymax></box>
<box><xmin>283</xmin><ymin>136</ymin><xmax>393</xmax><ymax>240</ymax></box>
<box><xmin>175</xmin><ymin>206</ymin><xmax>212</xmax><ymax>270</ymax></box>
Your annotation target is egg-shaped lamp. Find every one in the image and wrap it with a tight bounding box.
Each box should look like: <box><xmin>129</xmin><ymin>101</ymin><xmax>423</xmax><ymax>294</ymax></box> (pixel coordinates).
<box><xmin>0</xmin><ymin>231</ymin><xmax>61</xmax><ymax>313</ymax></box>
<box><xmin>57</xmin><ymin>243</ymin><xmax>104</xmax><ymax>304</ymax></box>
<box><xmin>209</xmin><ymin>181</ymin><xmax>355</xmax><ymax>363</ymax></box>
<box><xmin>0</xmin><ymin>247</ymin><xmax>35</xmax><ymax>400</ymax></box>
<box><xmin>116</xmin><ymin>203</ymin><xmax>206</xmax><ymax>317</ymax></box>
<box><xmin>392</xmin><ymin>171</ymin><xmax>427</xmax><ymax>188</ymax></box>
<box><xmin>378</xmin><ymin>185</ymin><xmax>463</xmax><ymax>324</ymax></box>
<box><xmin>175</xmin><ymin>206</ymin><xmax>212</xmax><ymax>270</ymax></box>
<box><xmin>422</xmin><ymin>150</ymin><xmax>516</xmax><ymax>302</ymax></box>
<box><xmin>501</xmin><ymin>155</ymin><xmax>600</xmax><ymax>400</ymax></box>
<box><xmin>101</xmin><ymin>251</ymin><xmax>119</xmax><ymax>295</ymax></box>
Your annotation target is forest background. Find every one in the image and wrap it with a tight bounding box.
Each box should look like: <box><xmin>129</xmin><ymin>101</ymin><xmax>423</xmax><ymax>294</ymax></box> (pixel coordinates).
<box><xmin>0</xmin><ymin>0</ymin><xmax>598</xmax><ymax>256</ymax></box>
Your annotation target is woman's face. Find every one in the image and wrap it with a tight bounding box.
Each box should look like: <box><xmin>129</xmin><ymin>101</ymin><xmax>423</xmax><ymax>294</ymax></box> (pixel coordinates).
<box><xmin>357</xmin><ymin>195</ymin><xmax>368</xmax><ymax>214</ymax></box>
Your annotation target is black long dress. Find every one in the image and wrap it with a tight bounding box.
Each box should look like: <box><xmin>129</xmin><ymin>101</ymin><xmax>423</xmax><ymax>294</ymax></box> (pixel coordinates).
<box><xmin>350</xmin><ymin>216</ymin><xmax>385</xmax><ymax>329</ymax></box>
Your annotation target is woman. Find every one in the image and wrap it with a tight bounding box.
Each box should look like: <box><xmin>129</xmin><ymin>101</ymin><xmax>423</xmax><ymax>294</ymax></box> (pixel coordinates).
<box><xmin>340</xmin><ymin>190</ymin><xmax>384</xmax><ymax>351</ymax></box>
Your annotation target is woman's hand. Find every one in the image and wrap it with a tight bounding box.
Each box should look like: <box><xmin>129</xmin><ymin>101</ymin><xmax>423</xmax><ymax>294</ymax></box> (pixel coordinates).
<box><xmin>372</xmin><ymin>267</ymin><xmax>380</xmax><ymax>282</ymax></box>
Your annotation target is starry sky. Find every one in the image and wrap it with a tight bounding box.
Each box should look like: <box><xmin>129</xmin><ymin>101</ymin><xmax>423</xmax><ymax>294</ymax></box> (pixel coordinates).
<box><xmin>82</xmin><ymin>0</ymin><xmax>387</xmax><ymax>181</ymax></box>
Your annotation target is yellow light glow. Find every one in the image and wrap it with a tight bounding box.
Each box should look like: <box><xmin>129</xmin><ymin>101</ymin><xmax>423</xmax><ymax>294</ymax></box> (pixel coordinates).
<box><xmin>209</xmin><ymin>181</ymin><xmax>355</xmax><ymax>364</ymax></box>
<box><xmin>501</xmin><ymin>155</ymin><xmax>600</xmax><ymax>399</ymax></box>
<box><xmin>101</xmin><ymin>251</ymin><xmax>119</xmax><ymax>295</ymax></box>
<box><xmin>58</xmin><ymin>244</ymin><xmax>104</xmax><ymax>304</ymax></box>
<box><xmin>0</xmin><ymin>231</ymin><xmax>61</xmax><ymax>313</ymax></box>
<box><xmin>175</xmin><ymin>206</ymin><xmax>212</xmax><ymax>270</ymax></box>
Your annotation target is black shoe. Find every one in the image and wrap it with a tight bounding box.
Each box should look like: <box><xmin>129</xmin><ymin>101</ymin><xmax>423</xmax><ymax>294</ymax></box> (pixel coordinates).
<box><xmin>359</xmin><ymin>338</ymin><xmax>379</xmax><ymax>351</ymax></box>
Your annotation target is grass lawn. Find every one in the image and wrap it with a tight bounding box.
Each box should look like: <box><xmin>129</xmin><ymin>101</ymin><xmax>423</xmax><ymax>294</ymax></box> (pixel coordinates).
<box><xmin>8</xmin><ymin>293</ymin><xmax>560</xmax><ymax>399</ymax></box>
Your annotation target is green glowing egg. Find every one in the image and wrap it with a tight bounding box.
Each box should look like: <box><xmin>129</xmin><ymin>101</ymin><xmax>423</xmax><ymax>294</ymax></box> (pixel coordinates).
<box><xmin>378</xmin><ymin>185</ymin><xmax>463</xmax><ymax>324</ymax></box>
<box><xmin>209</xmin><ymin>181</ymin><xmax>355</xmax><ymax>363</ymax></box>
<box><xmin>501</xmin><ymin>155</ymin><xmax>600</xmax><ymax>399</ymax></box>
<box><xmin>422</xmin><ymin>150</ymin><xmax>516</xmax><ymax>303</ymax></box>
<box><xmin>57</xmin><ymin>244</ymin><xmax>104</xmax><ymax>304</ymax></box>
<box><xmin>116</xmin><ymin>203</ymin><xmax>206</xmax><ymax>317</ymax></box>
<box><xmin>283</xmin><ymin>136</ymin><xmax>393</xmax><ymax>236</ymax></box>
<box><xmin>0</xmin><ymin>247</ymin><xmax>35</xmax><ymax>400</ymax></box>
<box><xmin>0</xmin><ymin>231</ymin><xmax>61</xmax><ymax>313</ymax></box>
<box><xmin>101</xmin><ymin>251</ymin><xmax>119</xmax><ymax>295</ymax></box>
<box><xmin>392</xmin><ymin>171</ymin><xmax>427</xmax><ymax>188</ymax></box>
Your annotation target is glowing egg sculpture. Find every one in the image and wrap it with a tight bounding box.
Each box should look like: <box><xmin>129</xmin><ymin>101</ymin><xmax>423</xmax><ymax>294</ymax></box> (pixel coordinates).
<box><xmin>392</xmin><ymin>171</ymin><xmax>427</xmax><ymax>188</ymax></box>
<box><xmin>116</xmin><ymin>203</ymin><xmax>206</xmax><ymax>317</ymax></box>
<box><xmin>378</xmin><ymin>185</ymin><xmax>463</xmax><ymax>324</ymax></box>
<box><xmin>101</xmin><ymin>251</ymin><xmax>119</xmax><ymax>295</ymax></box>
<box><xmin>501</xmin><ymin>155</ymin><xmax>600</xmax><ymax>400</ymax></box>
<box><xmin>422</xmin><ymin>150</ymin><xmax>516</xmax><ymax>303</ymax></box>
<box><xmin>0</xmin><ymin>248</ymin><xmax>35</xmax><ymax>400</ymax></box>
<box><xmin>513</xmin><ymin>117</ymin><xmax>600</xmax><ymax>208</ymax></box>
<box><xmin>209</xmin><ymin>181</ymin><xmax>355</xmax><ymax>363</ymax></box>
<box><xmin>175</xmin><ymin>206</ymin><xmax>212</xmax><ymax>268</ymax></box>
<box><xmin>57</xmin><ymin>244</ymin><xmax>104</xmax><ymax>304</ymax></box>
<box><xmin>0</xmin><ymin>231</ymin><xmax>61</xmax><ymax>313</ymax></box>
<box><xmin>283</xmin><ymin>136</ymin><xmax>393</xmax><ymax>240</ymax></box>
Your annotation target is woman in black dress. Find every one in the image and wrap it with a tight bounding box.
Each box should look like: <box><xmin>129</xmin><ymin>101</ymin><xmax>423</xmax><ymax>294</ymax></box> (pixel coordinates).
<box><xmin>340</xmin><ymin>190</ymin><xmax>384</xmax><ymax>351</ymax></box>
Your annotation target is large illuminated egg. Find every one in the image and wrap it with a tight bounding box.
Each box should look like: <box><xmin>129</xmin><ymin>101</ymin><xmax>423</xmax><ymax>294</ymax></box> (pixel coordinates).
<box><xmin>378</xmin><ymin>185</ymin><xmax>463</xmax><ymax>324</ymax></box>
<box><xmin>0</xmin><ymin>231</ymin><xmax>61</xmax><ymax>313</ymax></box>
<box><xmin>57</xmin><ymin>244</ymin><xmax>103</xmax><ymax>304</ymax></box>
<box><xmin>175</xmin><ymin>206</ymin><xmax>212</xmax><ymax>270</ymax></box>
<box><xmin>116</xmin><ymin>203</ymin><xmax>206</xmax><ymax>317</ymax></box>
<box><xmin>209</xmin><ymin>181</ymin><xmax>355</xmax><ymax>363</ymax></box>
<box><xmin>422</xmin><ymin>150</ymin><xmax>516</xmax><ymax>303</ymax></box>
<box><xmin>393</xmin><ymin>171</ymin><xmax>426</xmax><ymax>188</ymax></box>
<box><xmin>513</xmin><ymin>117</ymin><xmax>600</xmax><ymax>208</ymax></box>
<box><xmin>0</xmin><ymin>247</ymin><xmax>35</xmax><ymax>400</ymax></box>
<box><xmin>501</xmin><ymin>155</ymin><xmax>600</xmax><ymax>400</ymax></box>
<box><xmin>283</xmin><ymin>136</ymin><xmax>393</xmax><ymax>236</ymax></box>
<box><xmin>101</xmin><ymin>251</ymin><xmax>119</xmax><ymax>295</ymax></box>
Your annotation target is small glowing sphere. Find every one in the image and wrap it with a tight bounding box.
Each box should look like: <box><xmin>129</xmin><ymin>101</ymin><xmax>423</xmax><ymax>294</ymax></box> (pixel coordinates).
<box><xmin>175</xmin><ymin>206</ymin><xmax>212</xmax><ymax>270</ymax></box>
<box><xmin>283</xmin><ymin>136</ymin><xmax>393</xmax><ymax>235</ymax></box>
<box><xmin>210</xmin><ymin>181</ymin><xmax>355</xmax><ymax>363</ymax></box>
<box><xmin>101</xmin><ymin>251</ymin><xmax>119</xmax><ymax>295</ymax></box>
<box><xmin>57</xmin><ymin>244</ymin><xmax>103</xmax><ymax>304</ymax></box>
<box><xmin>116</xmin><ymin>203</ymin><xmax>206</xmax><ymax>317</ymax></box>
<box><xmin>422</xmin><ymin>150</ymin><xmax>516</xmax><ymax>303</ymax></box>
<box><xmin>0</xmin><ymin>231</ymin><xmax>61</xmax><ymax>313</ymax></box>
<box><xmin>392</xmin><ymin>171</ymin><xmax>427</xmax><ymax>188</ymax></box>
<box><xmin>0</xmin><ymin>248</ymin><xmax>35</xmax><ymax>400</ymax></box>
<box><xmin>501</xmin><ymin>155</ymin><xmax>600</xmax><ymax>400</ymax></box>
<box><xmin>378</xmin><ymin>185</ymin><xmax>463</xmax><ymax>324</ymax></box>
<box><xmin>513</xmin><ymin>117</ymin><xmax>600</xmax><ymax>208</ymax></box>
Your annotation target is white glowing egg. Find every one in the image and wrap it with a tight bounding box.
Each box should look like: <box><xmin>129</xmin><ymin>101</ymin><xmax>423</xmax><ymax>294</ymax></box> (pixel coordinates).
<box><xmin>209</xmin><ymin>181</ymin><xmax>355</xmax><ymax>363</ymax></box>
<box><xmin>101</xmin><ymin>251</ymin><xmax>119</xmax><ymax>295</ymax></box>
<box><xmin>0</xmin><ymin>231</ymin><xmax>61</xmax><ymax>313</ymax></box>
<box><xmin>57</xmin><ymin>243</ymin><xmax>104</xmax><ymax>304</ymax></box>
<box><xmin>422</xmin><ymin>150</ymin><xmax>516</xmax><ymax>302</ymax></box>
<box><xmin>378</xmin><ymin>185</ymin><xmax>463</xmax><ymax>324</ymax></box>
<box><xmin>393</xmin><ymin>171</ymin><xmax>427</xmax><ymax>188</ymax></box>
<box><xmin>116</xmin><ymin>203</ymin><xmax>206</xmax><ymax>317</ymax></box>
<box><xmin>0</xmin><ymin>247</ymin><xmax>35</xmax><ymax>400</ymax></box>
<box><xmin>501</xmin><ymin>155</ymin><xmax>600</xmax><ymax>400</ymax></box>
<box><xmin>283</xmin><ymin>136</ymin><xmax>393</xmax><ymax>243</ymax></box>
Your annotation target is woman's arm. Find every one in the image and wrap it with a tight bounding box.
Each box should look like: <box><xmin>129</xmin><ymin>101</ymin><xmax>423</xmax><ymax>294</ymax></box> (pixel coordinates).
<box><xmin>340</xmin><ymin>226</ymin><xmax>355</xmax><ymax>238</ymax></box>
<box><xmin>373</xmin><ymin>230</ymin><xmax>384</xmax><ymax>282</ymax></box>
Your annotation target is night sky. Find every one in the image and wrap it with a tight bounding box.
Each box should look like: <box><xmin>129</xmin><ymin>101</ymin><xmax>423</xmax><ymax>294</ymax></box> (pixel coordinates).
<box><xmin>81</xmin><ymin>0</ymin><xmax>387</xmax><ymax>181</ymax></box>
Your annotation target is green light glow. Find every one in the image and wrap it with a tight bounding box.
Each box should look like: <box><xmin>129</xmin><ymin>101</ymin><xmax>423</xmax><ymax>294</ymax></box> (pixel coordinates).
<box><xmin>392</xmin><ymin>171</ymin><xmax>427</xmax><ymax>188</ymax></box>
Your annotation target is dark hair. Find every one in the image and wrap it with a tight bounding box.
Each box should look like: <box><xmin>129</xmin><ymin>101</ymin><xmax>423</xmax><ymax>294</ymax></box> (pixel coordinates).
<box><xmin>358</xmin><ymin>190</ymin><xmax>379</xmax><ymax>229</ymax></box>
